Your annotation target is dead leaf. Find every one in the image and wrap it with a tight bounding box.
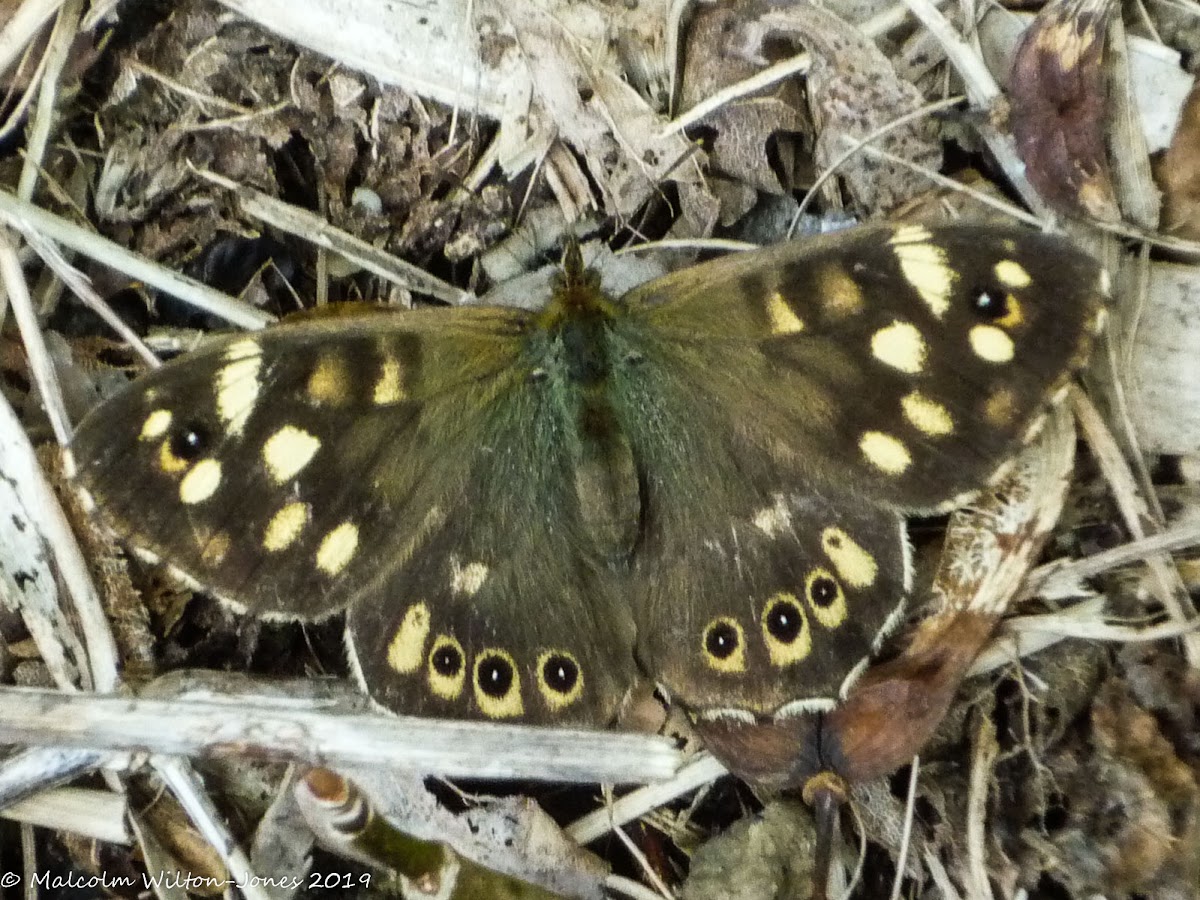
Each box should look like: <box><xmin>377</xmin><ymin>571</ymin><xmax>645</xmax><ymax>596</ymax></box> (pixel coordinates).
<box><xmin>759</xmin><ymin>3</ymin><xmax>942</xmax><ymax>215</ymax></box>
<box><xmin>679</xmin><ymin>6</ymin><xmax>807</xmax><ymax>204</ymax></box>
<box><xmin>1008</xmin><ymin>0</ymin><xmax>1120</xmax><ymax>221</ymax></box>
<box><xmin>1155</xmin><ymin>81</ymin><xmax>1200</xmax><ymax>240</ymax></box>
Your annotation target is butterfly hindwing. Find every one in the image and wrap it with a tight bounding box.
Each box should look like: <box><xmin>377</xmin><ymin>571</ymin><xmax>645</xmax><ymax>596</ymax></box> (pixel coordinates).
<box><xmin>635</xmin><ymin>485</ymin><xmax>909</xmax><ymax>717</ymax></box>
<box><xmin>345</xmin><ymin>460</ymin><xmax>637</xmax><ymax>725</ymax></box>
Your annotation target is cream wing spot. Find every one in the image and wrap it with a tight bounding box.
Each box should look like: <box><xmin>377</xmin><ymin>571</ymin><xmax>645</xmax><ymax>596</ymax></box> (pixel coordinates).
<box><xmin>262</xmin><ymin>425</ymin><xmax>321</xmax><ymax>484</ymax></box>
<box><xmin>215</xmin><ymin>339</ymin><xmax>262</xmax><ymax>437</ymax></box>
<box><xmin>871</xmin><ymin>321</ymin><xmax>927</xmax><ymax>373</ymax></box>
<box><xmin>821</xmin><ymin>527</ymin><xmax>878</xmax><ymax>588</ymax></box>
<box><xmin>819</xmin><ymin>266</ymin><xmax>865</xmax><ymax>318</ymax></box>
<box><xmin>263</xmin><ymin>501</ymin><xmax>310</xmax><ymax>552</ymax></box>
<box><xmin>374</xmin><ymin>355</ymin><xmax>405</xmax><ymax>405</ymax></box>
<box><xmin>179</xmin><ymin>459</ymin><xmax>222</xmax><ymax>504</ymax></box>
<box><xmin>994</xmin><ymin>260</ymin><xmax>1032</xmax><ymax>288</ymax></box>
<box><xmin>969</xmin><ymin>325</ymin><xmax>1016</xmax><ymax>363</ymax></box>
<box><xmin>450</xmin><ymin>559</ymin><xmax>490</xmax><ymax>596</ymax></box>
<box><xmin>752</xmin><ymin>494</ymin><xmax>791</xmax><ymax>536</ymax></box>
<box><xmin>891</xmin><ymin>224</ymin><xmax>933</xmax><ymax>244</ymax></box>
<box><xmin>200</xmin><ymin>531</ymin><xmax>231</xmax><ymax>566</ymax></box>
<box><xmin>984</xmin><ymin>387</ymin><xmax>1018</xmax><ymax>426</ymax></box>
<box><xmin>859</xmin><ymin>431</ymin><xmax>911</xmax><ymax>475</ymax></box>
<box><xmin>387</xmin><ymin>603</ymin><xmax>431</xmax><ymax>674</ymax></box>
<box><xmin>139</xmin><ymin>409</ymin><xmax>173</xmax><ymax>441</ymax></box>
<box><xmin>316</xmin><ymin>522</ymin><xmax>359</xmax><ymax>575</ymax></box>
<box><xmin>307</xmin><ymin>355</ymin><xmax>350</xmax><ymax>405</ymax></box>
<box><xmin>890</xmin><ymin>228</ymin><xmax>954</xmax><ymax>318</ymax></box>
<box><xmin>901</xmin><ymin>391</ymin><xmax>954</xmax><ymax>436</ymax></box>
<box><xmin>766</xmin><ymin>291</ymin><xmax>806</xmax><ymax>335</ymax></box>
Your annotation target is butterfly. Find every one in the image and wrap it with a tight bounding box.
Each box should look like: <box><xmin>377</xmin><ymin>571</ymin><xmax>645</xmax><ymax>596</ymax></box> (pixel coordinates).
<box><xmin>68</xmin><ymin>222</ymin><xmax>1105</xmax><ymax>782</ymax></box>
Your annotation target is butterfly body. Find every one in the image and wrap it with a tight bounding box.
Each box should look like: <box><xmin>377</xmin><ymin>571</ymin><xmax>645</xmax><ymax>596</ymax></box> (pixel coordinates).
<box><xmin>70</xmin><ymin>224</ymin><xmax>1106</xmax><ymax>769</ymax></box>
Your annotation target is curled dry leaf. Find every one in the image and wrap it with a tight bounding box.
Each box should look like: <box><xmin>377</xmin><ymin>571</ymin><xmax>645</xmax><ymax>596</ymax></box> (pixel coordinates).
<box><xmin>1155</xmin><ymin>82</ymin><xmax>1200</xmax><ymax>240</ymax></box>
<box><xmin>761</xmin><ymin>3</ymin><xmax>942</xmax><ymax>214</ymax></box>
<box><xmin>679</xmin><ymin>5</ymin><xmax>807</xmax><ymax>215</ymax></box>
<box><xmin>295</xmin><ymin>768</ymin><xmax>599</xmax><ymax>900</ymax></box>
<box><xmin>1008</xmin><ymin>0</ymin><xmax>1120</xmax><ymax>221</ymax></box>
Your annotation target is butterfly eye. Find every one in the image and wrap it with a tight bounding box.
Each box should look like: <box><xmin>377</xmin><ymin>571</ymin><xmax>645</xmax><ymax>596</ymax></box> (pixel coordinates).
<box><xmin>168</xmin><ymin>421</ymin><xmax>211</xmax><ymax>461</ymax></box>
<box><xmin>805</xmin><ymin>569</ymin><xmax>847</xmax><ymax>628</ymax></box>
<box><xmin>536</xmin><ymin>650</ymin><xmax>584</xmax><ymax>710</ymax></box>
<box><xmin>473</xmin><ymin>649</ymin><xmax>523</xmax><ymax>718</ymax></box>
<box><xmin>702</xmin><ymin>617</ymin><xmax>746</xmax><ymax>672</ymax></box>
<box><xmin>760</xmin><ymin>593</ymin><xmax>811</xmax><ymax>666</ymax></box>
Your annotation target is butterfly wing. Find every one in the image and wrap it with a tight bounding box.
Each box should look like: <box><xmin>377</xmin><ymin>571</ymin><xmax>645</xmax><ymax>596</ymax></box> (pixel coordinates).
<box><xmin>621</xmin><ymin>224</ymin><xmax>1106</xmax><ymax>512</ymax></box>
<box><xmin>344</xmin><ymin>448</ymin><xmax>637</xmax><ymax>725</ymax></box>
<box><xmin>612</xmin><ymin>223</ymin><xmax>1105</xmax><ymax>717</ymax></box>
<box><xmin>71</xmin><ymin>307</ymin><xmax>638</xmax><ymax>724</ymax></box>
<box><xmin>72</xmin><ymin>308</ymin><xmax>529</xmax><ymax>617</ymax></box>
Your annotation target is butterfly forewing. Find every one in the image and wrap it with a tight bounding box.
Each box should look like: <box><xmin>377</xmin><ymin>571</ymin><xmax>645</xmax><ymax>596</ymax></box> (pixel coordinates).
<box><xmin>622</xmin><ymin>224</ymin><xmax>1106</xmax><ymax>512</ymax></box>
<box><xmin>72</xmin><ymin>304</ymin><xmax>641</xmax><ymax>724</ymax></box>
<box><xmin>71</xmin><ymin>309</ymin><xmax>533</xmax><ymax>617</ymax></box>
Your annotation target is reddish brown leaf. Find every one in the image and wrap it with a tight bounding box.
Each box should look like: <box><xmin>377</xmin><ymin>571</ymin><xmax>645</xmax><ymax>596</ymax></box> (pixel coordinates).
<box><xmin>1009</xmin><ymin>0</ymin><xmax>1120</xmax><ymax>221</ymax></box>
<box><xmin>1155</xmin><ymin>82</ymin><xmax>1200</xmax><ymax>240</ymax></box>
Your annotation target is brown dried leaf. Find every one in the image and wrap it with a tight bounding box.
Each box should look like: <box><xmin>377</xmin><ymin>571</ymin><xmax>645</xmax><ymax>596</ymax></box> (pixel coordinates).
<box><xmin>1083</xmin><ymin>679</ymin><xmax>1200</xmax><ymax>892</ymax></box>
<box><xmin>761</xmin><ymin>3</ymin><xmax>942</xmax><ymax>215</ymax></box>
<box><xmin>1155</xmin><ymin>82</ymin><xmax>1200</xmax><ymax>240</ymax></box>
<box><xmin>681</xmin><ymin>801</ymin><xmax>818</xmax><ymax>900</ymax></box>
<box><xmin>678</xmin><ymin>6</ymin><xmax>806</xmax><ymax>219</ymax></box>
<box><xmin>1008</xmin><ymin>0</ymin><xmax>1120</xmax><ymax>221</ymax></box>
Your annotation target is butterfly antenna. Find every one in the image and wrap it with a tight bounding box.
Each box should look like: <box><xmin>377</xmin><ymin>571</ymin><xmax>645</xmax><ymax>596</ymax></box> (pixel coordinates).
<box><xmin>803</xmin><ymin>771</ymin><xmax>849</xmax><ymax>900</ymax></box>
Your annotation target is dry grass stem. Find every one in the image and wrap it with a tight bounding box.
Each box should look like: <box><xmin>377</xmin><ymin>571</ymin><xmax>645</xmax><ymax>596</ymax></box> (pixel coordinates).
<box><xmin>192</xmin><ymin>168</ymin><xmax>473</xmax><ymax>306</ymax></box>
<box><xmin>1071</xmin><ymin>387</ymin><xmax>1200</xmax><ymax>664</ymax></box>
<box><xmin>0</xmin><ymin>686</ymin><xmax>682</xmax><ymax>785</ymax></box>
<box><xmin>566</xmin><ymin>753</ymin><xmax>727</xmax><ymax>843</ymax></box>
<box><xmin>0</xmin><ymin>188</ymin><xmax>274</xmax><ymax>328</ymax></box>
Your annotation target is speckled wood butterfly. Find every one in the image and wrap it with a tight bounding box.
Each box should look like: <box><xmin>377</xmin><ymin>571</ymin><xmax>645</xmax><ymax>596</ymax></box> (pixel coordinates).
<box><xmin>69</xmin><ymin>223</ymin><xmax>1105</xmax><ymax>777</ymax></box>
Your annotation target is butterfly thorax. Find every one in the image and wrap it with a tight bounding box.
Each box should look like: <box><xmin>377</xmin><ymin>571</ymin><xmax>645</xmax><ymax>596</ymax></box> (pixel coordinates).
<box><xmin>526</xmin><ymin>258</ymin><xmax>643</xmax><ymax>562</ymax></box>
<box><xmin>536</xmin><ymin>250</ymin><xmax>621</xmax><ymax>376</ymax></box>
